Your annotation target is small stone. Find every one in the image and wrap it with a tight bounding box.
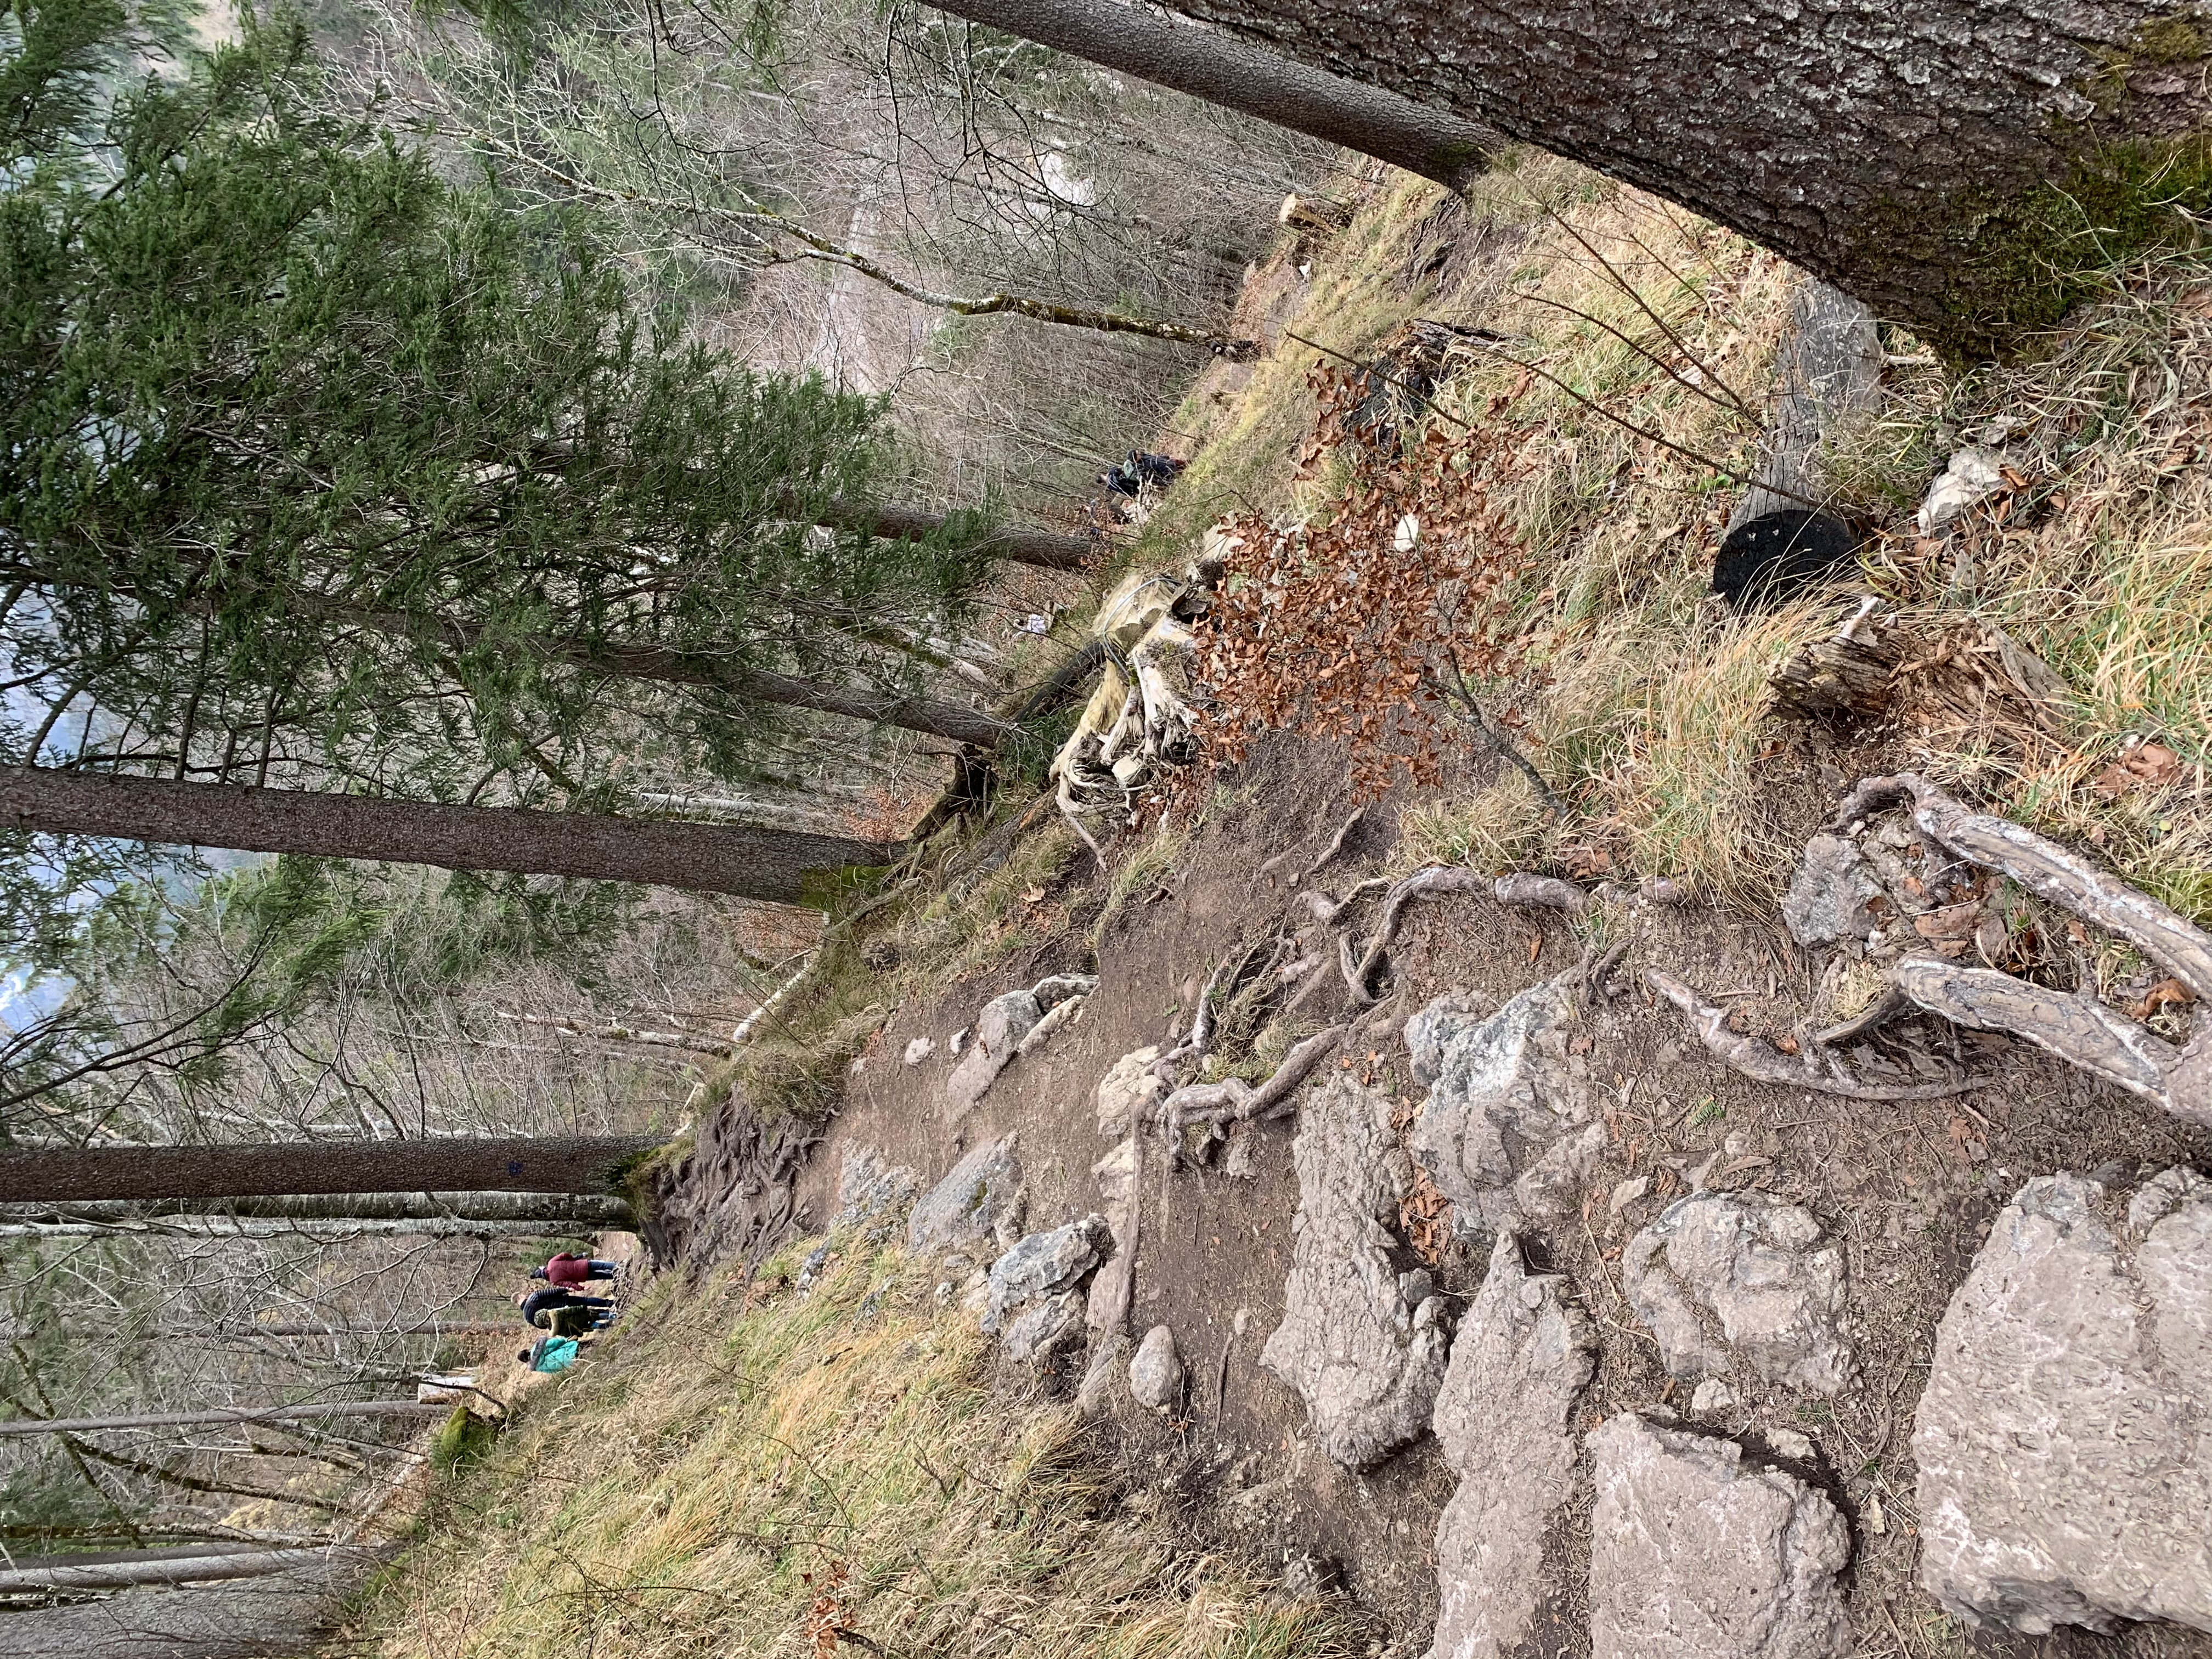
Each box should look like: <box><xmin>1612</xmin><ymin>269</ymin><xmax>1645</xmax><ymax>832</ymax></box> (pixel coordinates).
<box><xmin>1589</xmin><ymin>1413</ymin><xmax>1851</xmax><ymax>1659</ymax></box>
<box><xmin>1766</xmin><ymin>1427</ymin><xmax>1817</xmax><ymax>1462</ymax></box>
<box><xmin>1128</xmin><ymin>1324</ymin><xmax>1184</xmax><ymax>1410</ymax></box>
<box><xmin>984</xmin><ymin>1214</ymin><xmax>1113</xmax><ymax>1330</ymax></box>
<box><xmin>1078</xmin><ymin>1334</ymin><xmax>1131</xmax><ymax>1418</ymax></box>
<box><xmin>1623</xmin><ymin>1192</ymin><xmax>1851</xmax><ymax>1395</ymax></box>
<box><xmin>1781</xmin><ymin>833</ymin><xmax>1887</xmax><ymax>949</ymax></box>
<box><xmin>1608</xmin><ymin>1175</ymin><xmax>1650</xmax><ymax>1215</ymax></box>
<box><xmin>1095</xmin><ymin>1046</ymin><xmax>1165</xmax><ymax>1136</ymax></box>
<box><xmin>1689</xmin><ymin>1378</ymin><xmax>1736</xmax><ymax>1415</ymax></box>
<box><xmin>1221</xmin><ymin>1123</ymin><xmax>1259</xmax><ymax>1179</ymax></box>
<box><xmin>907</xmin><ymin>1135</ymin><xmax>1025</xmax><ymax>1255</ymax></box>
<box><xmin>902</xmin><ymin>1036</ymin><xmax>935</xmax><ymax>1066</ymax></box>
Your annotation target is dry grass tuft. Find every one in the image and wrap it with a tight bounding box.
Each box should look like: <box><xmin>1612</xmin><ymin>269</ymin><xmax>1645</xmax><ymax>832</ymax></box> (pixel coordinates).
<box><xmin>360</xmin><ymin>1242</ymin><xmax>1348</xmax><ymax>1659</ymax></box>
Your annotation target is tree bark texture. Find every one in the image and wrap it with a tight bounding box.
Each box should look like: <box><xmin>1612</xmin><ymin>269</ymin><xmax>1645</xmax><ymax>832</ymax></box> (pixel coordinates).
<box><xmin>0</xmin><ymin>1559</ymin><xmax>377</xmax><ymax>1659</ymax></box>
<box><xmin>924</xmin><ymin>0</ymin><xmax>1492</xmax><ymax>189</ymax></box>
<box><xmin>1</xmin><ymin>1192</ymin><xmax>637</xmax><ymax>1227</ymax></box>
<box><xmin>0</xmin><ymin>766</ymin><xmax>900</xmax><ymax>902</ymax></box>
<box><xmin>0</xmin><ymin>1135</ymin><xmax>657</xmax><ymax>1203</ymax></box>
<box><xmin>0</xmin><ymin>1546</ymin><xmax>389</xmax><ymax>1594</ymax></box>
<box><xmin>811</xmin><ymin>498</ymin><xmax>1095</xmax><ymax>571</ymax></box>
<box><xmin>0</xmin><ymin>1402</ymin><xmax>448</xmax><ymax>1438</ymax></box>
<box><xmin>1127</xmin><ymin>0</ymin><xmax>2212</xmax><ymax>352</ymax></box>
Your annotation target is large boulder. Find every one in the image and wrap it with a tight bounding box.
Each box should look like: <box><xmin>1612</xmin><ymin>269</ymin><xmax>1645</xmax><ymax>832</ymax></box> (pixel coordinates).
<box><xmin>1913</xmin><ymin>1169</ymin><xmax>2212</xmax><ymax>1635</ymax></box>
<box><xmin>1588</xmin><ymin>1413</ymin><xmax>1852</xmax><ymax>1659</ymax></box>
<box><xmin>1405</xmin><ymin>972</ymin><xmax>1601</xmax><ymax>1230</ymax></box>
<box><xmin>1259</xmin><ymin>1074</ymin><xmax>1452</xmax><ymax>1471</ymax></box>
<box><xmin>906</xmin><ymin>1135</ymin><xmax>1025</xmax><ymax>1256</ymax></box>
<box><xmin>1427</xmin><ymin>1231</ymin><xmax>1596</xmax><ymax>1659</ymax></box>
<box><xmin>944</xmin><ymin>990</ymin><xmax>1042</xmax><ymax>1119</ymax></box>
<box><xmin>983</xmin><ymin>1214</ymin><xmax>1112</xmax><ymax>1331</ymax></box>
<box><xmin>1622</xmin><ymin>1192</ymin><xmax>1851</xmax><ymax>1395</ymax></box>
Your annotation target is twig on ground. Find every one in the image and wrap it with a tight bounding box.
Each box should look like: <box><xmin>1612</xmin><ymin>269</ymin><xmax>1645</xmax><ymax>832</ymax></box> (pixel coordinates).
<box><xmin>1302</xmin><ymin>806</ymin><xmax>1367</xmax><ymax>880</ymax></box>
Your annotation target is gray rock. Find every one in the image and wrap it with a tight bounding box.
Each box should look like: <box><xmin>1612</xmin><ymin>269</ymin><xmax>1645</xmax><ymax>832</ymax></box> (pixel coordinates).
<box><xmin>833</xmin><ymin>1145</ymin><xmax>921</xmax><ymax>1242</ymax></box>
<box><xmin>906</xmin><ymin>1135</ymin><xmax>1026</xmax><ymax>1255</ymax></box>
<box><xmin>1086</xmin><ymin>1138</ymin><xmax>1141</xmax><ymax>1335</ymax></box>
<box><xmin>1259</xmin><ymin>1074</ymin><xmax>1452</xmax><ymax>1471</ymax></box>
<box><xmin>1014</xmin><ymin>994</ymin><xmax>1086</xmax><ymax>1055</ymax></box>
<box><xmin>944</xmin><ymin>990</ymin><xmax>1041</xmax><ymax>1119</ymax></box>
<box><xmin>1406</xmin><ymin>973</ymin><xmax>1601</xmax><ymax>1229</ymax></box>
<box><xmin>1689</xmin><ymin>1378</ymin><xmax>1736</xmax><ymax>1415</ymax></box>
<box><xmin>1427</xmin><ymin>1231</ymin><xmax>1595</xmax><ymax>1659</ymax></box>
<box><xmin>1128</xmin><ymin>1324</ymin><xmax>1184</xmax><ymax>1410</ymax></box>
<box><xmin>1913</xmin><ymin>1170</ymin><xmax>2212</xmax><ymax>1635</ymax></box>
<box><xmin>1221</xmin><ymin>1124</ymin><xmax>1259</xmax><ymax>1180</ymax></box>
<box><xmin>1077</xmin><ymin>1334</ymin><xmax>1131</xmax><ymax>1418</ymax></box>
<box><xmin>1589</xmin><ymin>1413</ymin><xmax>1852</xmax><ymax>1659</ymax></box>
<box><xmin>901</xmin><ymin>1036</ymin><xmax>935</xmax><ymax>1066</ymax></box>
<box><xmin>1623</xmin><ymin>1192</ymin><xmax>1850</xmax><ymax>1395</ymax></box>
<box><xmin>1095</xmin><ymin>1046</ymin><xmax>1164</xmax><ymax>1136</ymax></box>
<box><xmin>1781</xmin><ymin>834</ymin><xmax>1886</xmax><ymax>949</ymax></box>
<box><xmin>1031</xmin><ymin>972</ymin><xmax>1098</xmax><ymax>1011</ymax></box>
<box><xmin>984</xmin><ymin>1214</ymin><xmax>1112</xmax><ymax>1331</ymax></box>
<box><xmin>1000</xmin><ymin>1290</ymin><xmax>1086</xmax><ymax>1362</ymax></box>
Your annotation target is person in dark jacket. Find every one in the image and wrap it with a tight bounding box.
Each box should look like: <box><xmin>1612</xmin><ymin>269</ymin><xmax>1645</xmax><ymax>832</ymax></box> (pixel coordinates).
<box><xmin>516</xmin><ymin>1286</ymin><xmax>613</xmax><ymax>1334</ymax></box>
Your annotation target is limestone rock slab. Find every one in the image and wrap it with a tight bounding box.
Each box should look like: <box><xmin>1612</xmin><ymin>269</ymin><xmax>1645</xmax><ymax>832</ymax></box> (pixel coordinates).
<box><xmin>1000</xmin><ymin>1290</ymin><xmax>1085</xmax><ymax>1362</ymax></box>
<box><xmin>1913</xmin><ymin>1169</ymin><xmax>2212</xmax><ymax>1635</ymax></box>
<box><xmin>833</xmin><ymin>1146</ymin><xmax>922</xmax><ymax>1243</ymax></box>
<box><xmin>1129</xmin><ymin>1324</ymin><xmax>1183</xmax><ymax>1410</ymax></box>
<box><xmin>944</xmin><ymin>990</ymin><xmax>1041</xmax><ymax>1118</ymax></box>
<box><xmin>1589</xmin><ymin>1413</ymin><xmax>1851</xmax><ymax>1659</ymax></box>
<box><xmin>906</xmin><ymin>1135</ymin><xmax>1025</xmax><ymax>1255</ymax></box>
<box><xmin>1095</xmin><ymin>1046</ymin><xmax>1164</xmax><ymax>1137</ymax></box>
<box><xmin>1259</xmin><ymin>1074</ymin><xmax>1451</xmax><ymax>1471</ymax></box>
<box><xmin>1623</xmin><ymin>1192</ymin><xmax>1850</xmax><ymax>1394</ymax></box>
<box><xmin>1427</xmin><ymin>1230</ymin><xmax>1596</xmax><ymax>1659</ymax></box>
<box><xmin>1406</xmin><ymin>972</ymin><xmax>1600</xmax><ymax>1229</ymax></box>
<box><xmin>984</xmin><ymin>1214</ymin><xmax>1111</xmax><ymax>1330</ymax></box>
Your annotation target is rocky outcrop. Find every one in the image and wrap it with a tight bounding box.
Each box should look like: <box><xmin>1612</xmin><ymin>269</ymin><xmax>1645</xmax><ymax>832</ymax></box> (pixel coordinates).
<box><xmin>984</xmin><ymin>1214</ymin><xmax>1111</xmax><ymax>1331</ymax></box>
<box><xmin>1129</xmin><ymin>1324</ymin><xmax>1183</xmax><ymax>1410</ymax></box>
<box><xmin>1095</xmin><ymin>1046</ymin><xmax>1164</xmax><ymax>1136</ymax></box>
<box><xmin>1000</xmin><ymin>1291</ymin><xmax>1086</xmax><ymax>1362</ymax></box>
<box><xmin>1085</xmin><ymin>1137</ymin><xmax>1141</xmax><ymax>1334</ymax></box>
<box><xmin>1427</xmin><ymin>1231</ymin><xmax>1596</xmax><ymax>1659</ymax></box>
<box><xmin>1588</xmin><ymin>1413</ymin><xmax>1852</xmax><ymax>1659</ymax></box>
<box><xmin>1405</xmin><ymin>973</ymin><xmax>1600</xmax><ymax>1230</ymax></box>
<box><xmin>1623</xmin><ymin>1192</ymin><xmax>1851</xmax><ymax>1395</ymax></box>
<box><xmin>906</xmin><ymin>1135</ymin><xmax>1025</xmax><ymax>1255</ymax></box>
<box><xmin>832</xmin><ymin>1146</ymin><xmax>921</xmax><ymax>1243</ymax></box>
<box><xmin>944</xmin><ymin>974</ymin><xmax>1098</xmax><ymax>1119</ymax></box>
<box><xmin>1259</xmin><ymin>1074</ymin><xmax>1452</xmax><ymax>1471</ymax></box>
<box><xmin>1914</xmin><ymin>1169</ymin><xmax>2212</xmax><ymax>1635</ymax></box>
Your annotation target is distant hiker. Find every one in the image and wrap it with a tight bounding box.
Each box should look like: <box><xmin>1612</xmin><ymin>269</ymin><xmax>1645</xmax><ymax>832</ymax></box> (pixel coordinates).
<box><xmin>516</xmin><ymin>1286</ymin><xmax>613</xmax><ymax>1335</ymax></box>
<box><xmin>531</xmin><ymin>1251</ymin><xmax>619</xmax><ymax>1287</ymax></box>
<box><xmin>1098</xmin><ymin>450</ymin><xmax>1183</xmax><ymax>498</ymax></box>
<box><xmin>519</xmin><ymin>1335</ymin><xmax>582</xmax><ymax>1374</ymax></box>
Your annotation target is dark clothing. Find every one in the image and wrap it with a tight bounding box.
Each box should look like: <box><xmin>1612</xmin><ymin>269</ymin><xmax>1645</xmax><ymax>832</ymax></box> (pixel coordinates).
<box><xmin>518</xmin><ymin>1287</ymin><xmax>612</xmax><ymax>1326</ymax></box>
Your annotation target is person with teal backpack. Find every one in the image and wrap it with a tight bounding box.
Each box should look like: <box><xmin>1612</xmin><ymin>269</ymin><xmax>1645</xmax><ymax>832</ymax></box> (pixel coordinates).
<box><xmin>521</xmin><ymin>1335</ymin><xmax>582</xmax><ymax>1374</ymax></box>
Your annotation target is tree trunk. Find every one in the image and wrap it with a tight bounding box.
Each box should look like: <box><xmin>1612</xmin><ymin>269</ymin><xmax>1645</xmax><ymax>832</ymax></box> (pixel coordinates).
<box><xmin>0</xmin><ymin>1403</ymin><xmax>448</xmax><ymax>1438</ymax></box>
<box><xmin>0</xmin><ymin>1547</ymin><xmax>388</xmax><ymax>1594</ymax></box>
<box><xmin>0</xmin><ymin>1216</ymin><xmax>599</xmax><ymax>1240</ymax></box>
<box><xmin>0</xmin><ymin>1135</ymin><xmax>656</xmax><ymax>1203</ymax></box>
<box><xmin>810</xmin><ymin>499</ymin><xmax>1094</xmax><ymax>571</ymax></box>
<box><xmin>2</xmin><ymin>1192</ymin><xmax>637</xmax><ymax>1227</ymax></box>
<box><xmin>0</xmin><ymin>1559</ymin><xmax>377</xmax><ymax>1659</ymax></box>
<box><xmin>923</xmin><ymin>0</ymin><xmax>1492</xmax><ymax>190</ymax></box>
<box><xmin>0</xmin><ymin>766</ymin><xmax>900</xmax><ymax>902</ymax></box>
<box><xmin>1132</xmin><ymin>0</ymin><xmax>2212</xmax><ymax>354</ymax></box>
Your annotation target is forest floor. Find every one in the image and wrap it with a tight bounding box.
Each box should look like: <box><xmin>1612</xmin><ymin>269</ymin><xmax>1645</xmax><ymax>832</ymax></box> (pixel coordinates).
<box><xmin>360</xmin><ymin>155</ymin><xmax>2212</xmax><ymax>1659</ymax></box>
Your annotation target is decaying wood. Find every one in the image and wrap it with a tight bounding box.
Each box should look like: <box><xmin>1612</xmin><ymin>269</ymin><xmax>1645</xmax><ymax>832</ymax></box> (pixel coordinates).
<box><xmin>1770</xmin><ymin>596</ymin><xmax>1903</xmax><ymax>722</ymax></box>
<box><xmin>1645</xmin><ymin>968</ymin><xmax>1975</xmax><ymax>1100</ymax></box>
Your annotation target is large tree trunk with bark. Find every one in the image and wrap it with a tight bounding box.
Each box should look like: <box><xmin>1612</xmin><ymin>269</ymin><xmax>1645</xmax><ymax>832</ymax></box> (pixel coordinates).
<box><xmin>0</xmin><ymin>767</ymin><xmax>899</xmax><ymax>902</ymax></box>
<box><xmin>0</xmin><ymin>1546</ymin><xmax>391</xmax><ymax>1594</ymax></box>
<box><xmin>0</xmin><ymin>1403</ymin><xmax>448</xmax><ymax>1438</ymax></box>
<box><xmin>1</xmin><ymin>1192</ymin><xmax>636</xmax><ymax>1227</ymax></box>
<box><xmin>1029</xmin><ymin>0</ymin><xmax>2212</xmax><ymax>353</ymax></box>
<box><xmin>0</xmin><ymin>1557</ymin><xmax>379</xmax><ymax>1659</ymax></box>
<box><xmin>0</xmin><ymin>1135</ymin><xmax>656</xmax><ymax>1203</ymax></box>
<box><xmin>810</xmin><ymin>498</ymin><xmax>1095</xmax><ymax>572</ymax></box>
<box><xmin>923</xmin><ymin>0</ymin><xmax>1492</xmax><ymax>189</ymax></box>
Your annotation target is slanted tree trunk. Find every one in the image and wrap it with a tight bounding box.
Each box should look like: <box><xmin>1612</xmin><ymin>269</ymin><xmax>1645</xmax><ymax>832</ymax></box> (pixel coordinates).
<box><xmin>0</xmin><ymin>1216</ymin><xmax>599</xmax><ymax>1240</ymax></box>
<box><xmin>0</xmin><ymin>1557</ymin><xmax>379</xmax><ymax>1659</ymax></box>
<box><xmin>1005</xmin><ymin>0</ymin><xmax>2212</xmax><ymax>354</ymax></box>
<box><xmin>0</xmin><ymin>1135</ymin><xmax>655</xmax><ymax>1204</ymax></box>
<box><xmin>810</xmin><ymin>499</ymin><xmax>1094</xmax><ymax>572</ymax></box>
<box><xmin>0</xmin><ymin>766</ymin><xmax>900</xmax><ymax>902</ymax></box>
<box><xmin>0</xmin><ymin>1547</ymin><xmax>381</xmax><ymax>1593</ymax></box>
<box><xmin>2</xmin><ymin>1192</ymin><xmax>637</xmax><ymax>1227</ymax></box>
<box><xmin>0</xmin><ymin>1403</ymin><xmax>448</xmax><ymax>1438</ymax></box>
<box><xmin>924</xmin><ymin>0</ymin><xmax>1492</xmax><ymax>189</ymax></box>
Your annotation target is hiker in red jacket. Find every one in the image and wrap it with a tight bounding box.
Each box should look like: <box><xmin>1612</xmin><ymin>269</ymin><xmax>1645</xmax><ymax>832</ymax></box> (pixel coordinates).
<box><xmin>531</xmin><ymin>1251</ymin><xmax>619</xmax><ymax>1287</ymax></box>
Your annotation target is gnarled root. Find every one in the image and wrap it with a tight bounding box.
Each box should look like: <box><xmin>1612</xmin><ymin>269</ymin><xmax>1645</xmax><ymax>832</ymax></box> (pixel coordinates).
<box><xmin>1834</xmin><ymin>772</ymin><xmax>2212</xmax><ymax>1127</ymax></box>
<box><xmin>1157</xmin><ymin>1024</ymin><xmax>1349</xmax><ymax>1146</ymax></box>
<box><xmin>1645</xmin><ymin>968</ymin><xmax>1977</xmax><ymax>1101</ymax></box>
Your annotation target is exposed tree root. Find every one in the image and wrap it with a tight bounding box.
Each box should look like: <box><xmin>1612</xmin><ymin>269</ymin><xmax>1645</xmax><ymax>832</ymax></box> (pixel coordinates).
<box><xmin>1155</xmin><ymin>1024</ymin><xmax>1350</xmax><ymax>1145</ymax></box>
<box><xmin>1645</xmin><ymin>968</ymin><xmax>1976</xmax><ymax>1100</ymax></box>
<box><xmin>1302</xmin><ymin>806</ymin><xmax>1367</xmax><ymax>880</ymax></box>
